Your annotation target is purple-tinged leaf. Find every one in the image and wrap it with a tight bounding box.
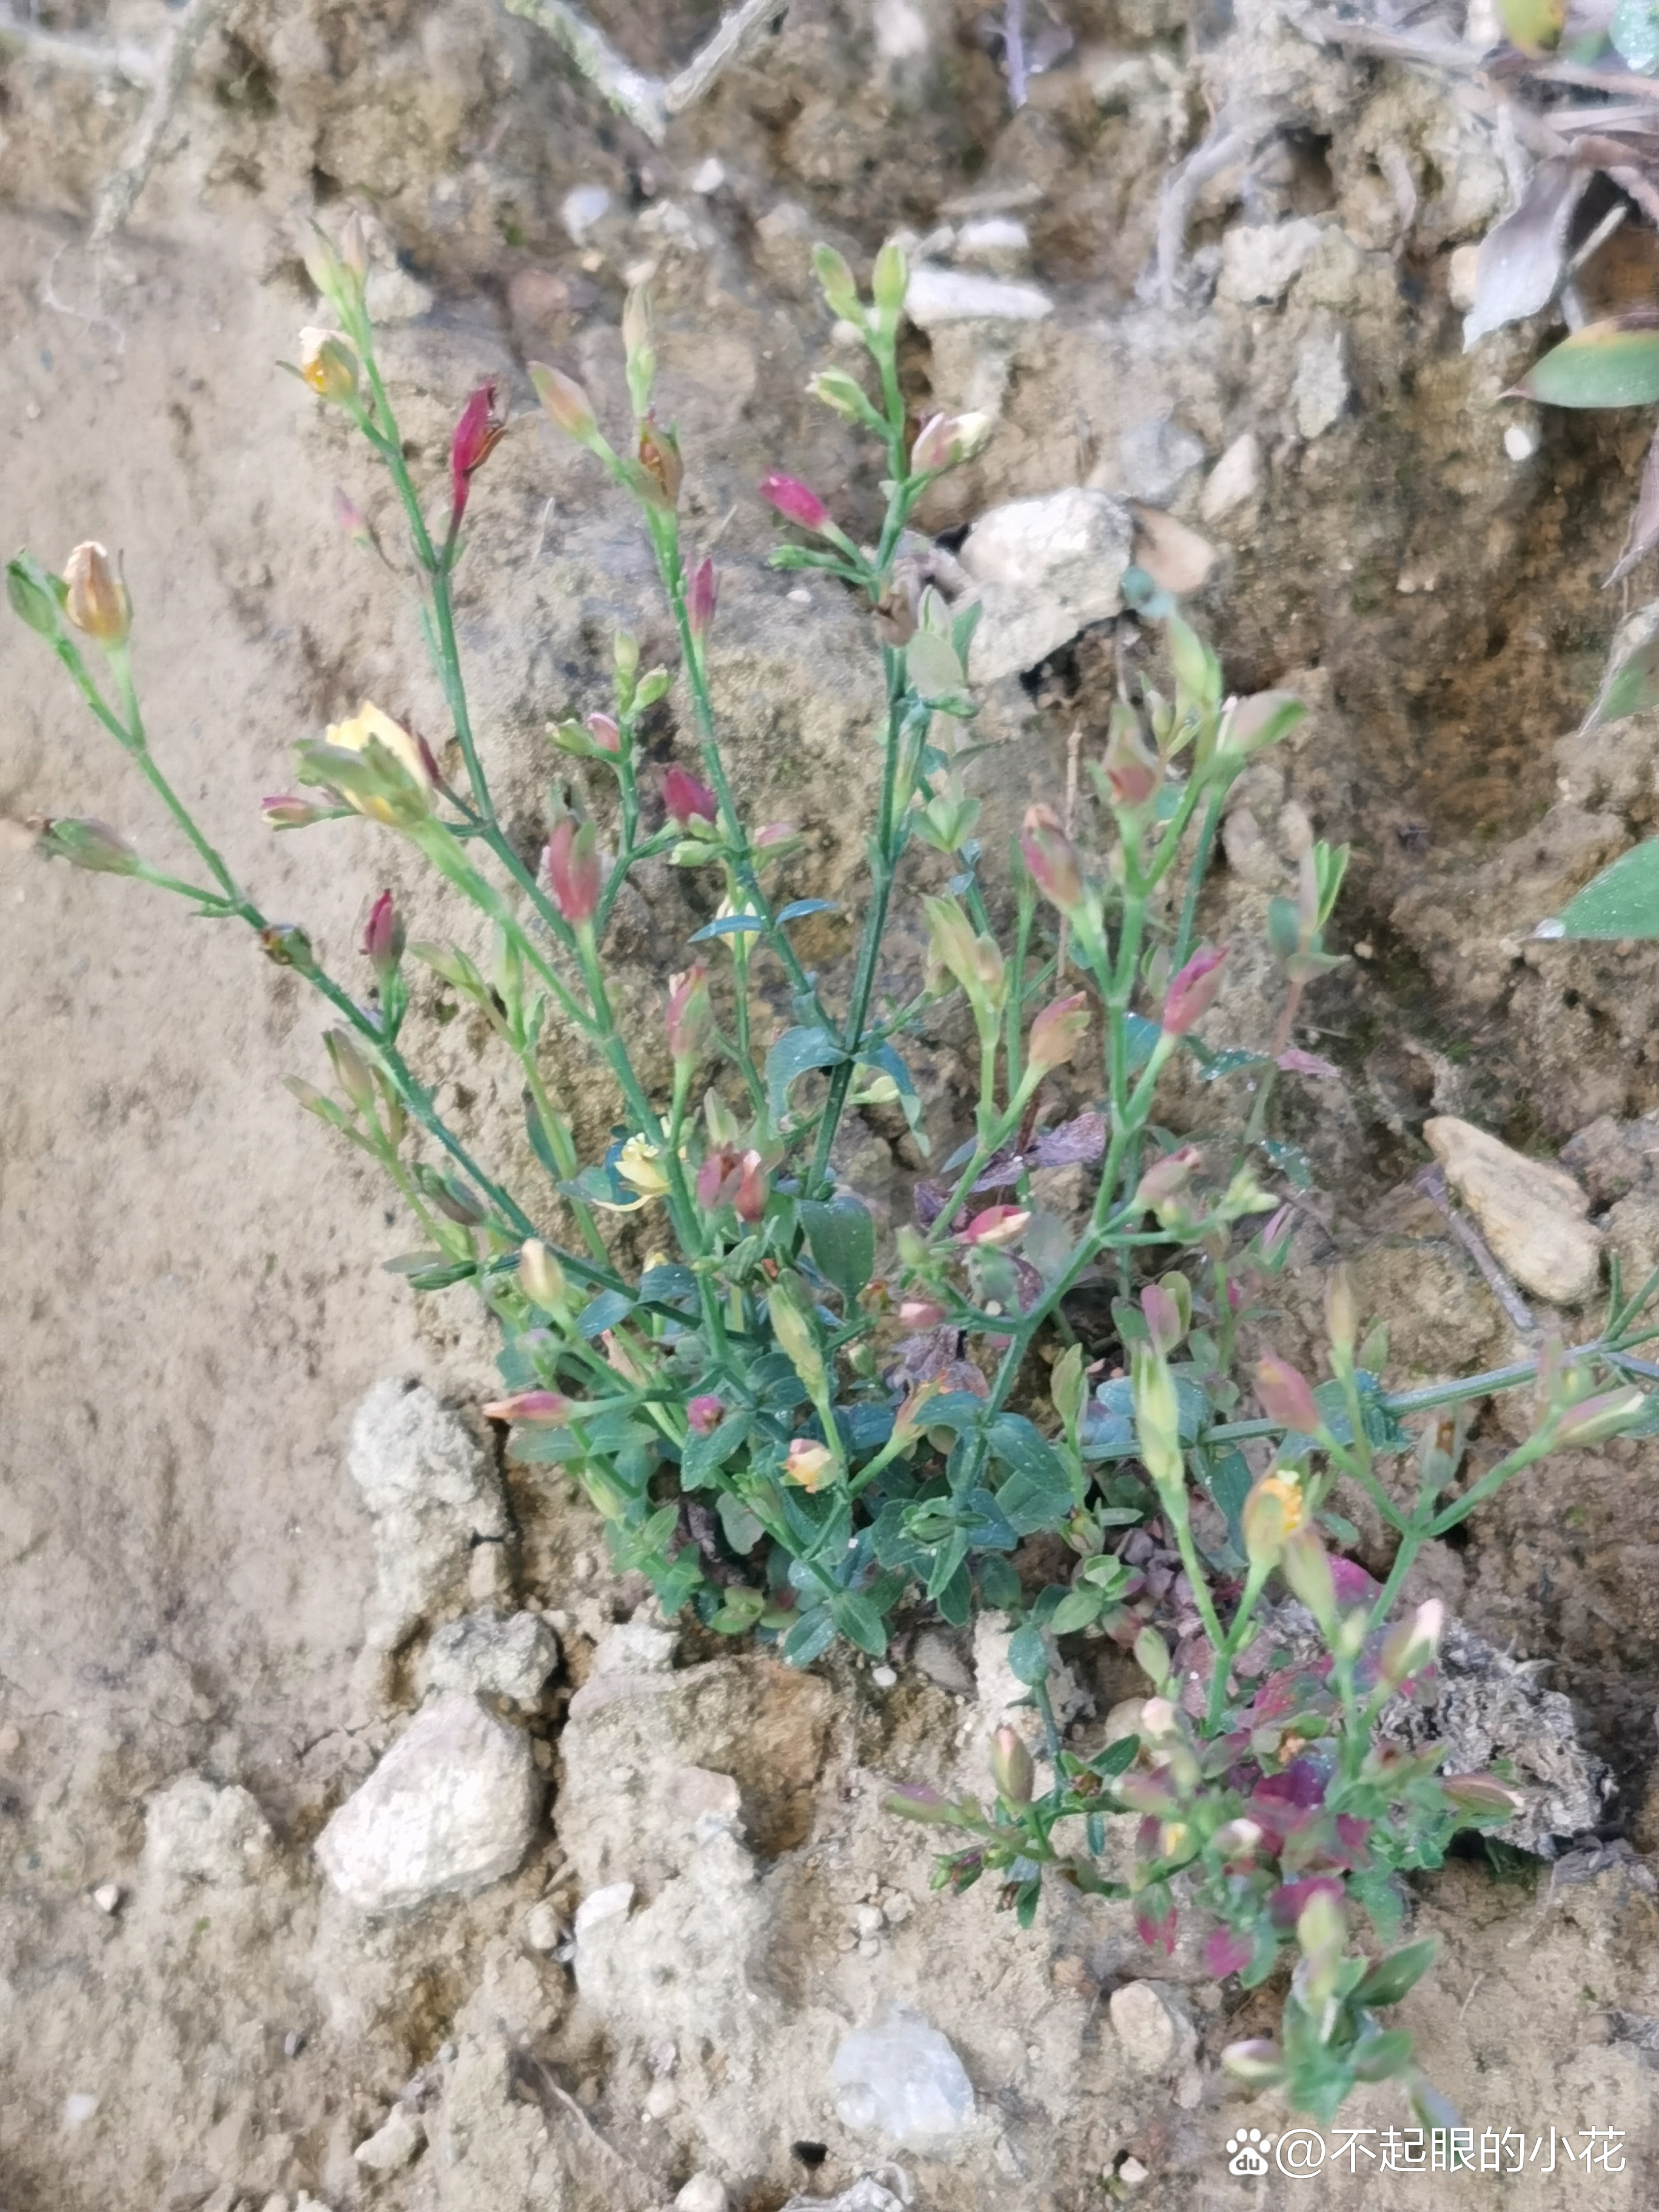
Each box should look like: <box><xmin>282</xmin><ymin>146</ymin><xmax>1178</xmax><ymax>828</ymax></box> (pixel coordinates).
<box><xmin>1463</xmin><ymin>160</ymin><xmax>1588</xmax><ymax>350</ymax></box>
<box><xmin>1278</xmin><ymin>1047</ymin><xmax>1341</xmax><ymax>1079</ymax></box>
<box><xmin>1031</xmin><ymin>1111</ymin><xmax>1107</xmax><ymax>1167</ymax></box>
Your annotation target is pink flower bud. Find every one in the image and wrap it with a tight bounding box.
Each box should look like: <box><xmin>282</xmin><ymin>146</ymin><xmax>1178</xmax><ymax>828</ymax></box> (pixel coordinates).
<box><xmin>263</xmin><ymin>792</ymin><xmax>339</xmax><ymax>829</ymax></box>
<box><xmin>910</xmin><ymin>410</ymin><xmax>992</xmax><ymax>475</ymax></box>
<box><xmin>1255</xmin><ymin>1353</ymin><xmax>1322</xmax><ymax>1434</ymax></box>
<box><xmin>688</xmin><ymin>1393</ymin><xmax>725</xmax><ymax>1435</ymax></box>
<box><xmin>783</xmin><ymin>1436</ymin><xmax>836</xmax><ymax>1490</ymax></box>
<box><xmin>1279</xmin><ymin>1048</ymin><xmax>1341</xmax><ymax>1079</ymax></box>
<box><xmin>585</xmin><ymin>711</ymin><xmax>622</xmax><ymax>754</ymax></box>
<box><xmin>361</xmin><ymin>890</ymin><xmax>404</xmax><ymax>980</ymax></box>
<box><xmin>760</xmin><ymin>472</ymin><xmax>833</xmax><ymax>534</ymax></box>
<box><xmin>899</xmin><ymin>1296</ymin><xmax>947</xmax><ymax>1328</ymax></box>
<box><xmin>1133</xmin><ymin>1144</ymin><xmax>1201</xmax><ymax>1212</ymax></box>
<box><xmin>754</xmin><ymin>820</ymin><xmax>797</xmax><ymax>848</ymax></box>
<box><xmin>1102</xmin><ymin>714</ymin><xmax>1159</xmax><ymax>811</ymax></box>
<box><xmin>1020</xmin><ymin>804</ymin><xmax>1085</xmax><ymax>912</ymax></box>
<box><xmin>990</xmin><ymin>1724</ymin><xmax>1034</xmax><ymax>1805</ymax></box>
<box><xmin>959</xmin><ymin>1205</ymin><xmax>1030</xmax><ymax>1248</ymax></box>
<box><xmin>449</xmin><ymin>381</ymin><xmax>508</xmax><ymax>531</ymax></box>
<box><xmin>530</xmin><ymin>361</ymin><xmax>600</xmax><ymax>445</ymax></box>
<box><xmin>480</xmin><ymin>1390</ymin><xmax>574</xmax><ymax>1425</ymax></box>
<box><xmin>1379</xmin><ymin>1598</ymin><xmax>1443</xmax><ymax>1687</ymax></box>
<box><xmin>663</xmin><ymin>764</ymin><xmax>719</xmax><ymax>833</ymax></box>
<box><xmin>1141</xmin><ymin>1282</ymin><xmax>1182</xmax><ymax>1358</ymax></box>
<box><xmin>1441</xmin><ymin>1772</ymin><xmax>1523</xmax><ymax>1818</ymax></box>
<box><xmin>697</xmin><ymin>1144</ymin><xmax>769</xmax><ymax>1222</ymax></box>
<box><xmin>665</xmin><ymin>963</ymin><xmax>712</xmax><ymax>1065</ymax></box>
<box><xmin>332</xmin><ymin>488</ymin><xmax>380</xmax><ymax>558</ymax></box>
<box><xmin>1161</xmin><ymin>944</ymin><xmax>1227</xmax><ymax>1036</ymax></box>
<box><xmin>688</xmin><ymin>555</ymin><xmax>718</xmax><ymax>642</ymax></box>
<box><xmin>1026</xmin><ymin>990</ymin><xmax>1090</xmax><ymax>1074</ymax></box>
<box><xmin>543</xmin><ymin>817</ymin><xmax>600</xmax><ymax>926</ymax></box>
<box><xmin>1555</xmin><ymin>1386</ymin><xmax>1647</xmax><ymax>1447</ymax></box>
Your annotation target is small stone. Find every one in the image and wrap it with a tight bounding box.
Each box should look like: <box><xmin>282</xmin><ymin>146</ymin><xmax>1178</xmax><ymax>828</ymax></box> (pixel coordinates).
<box><xmin>63</xmin><ymin>2092</ymin><xmax>98</xmax><ymax>2127</ymax></box>
<box><xmin>1447</xmin><ymin>242</ymin><xmax>1481</xmax><ymax>312</ymax></box>
<box><xmin>1218</xmin><ymin>218</ymin><xmax>1323</xmax><ymax>304</ymax></box>
<box><xmin>354</xmin><ymin>2103</ymin><xmax>424</xmax><ymax>2171</ymax></box>
<box><xmin>283</xmin><ymin>2030</ymin><xmax>304</xmax><ymax>2059</ymax></box>
<box><xmin>858</xmin><ymin>1936</ymin><xmax>882</xmax><ymax>1959</ymax></box>
<box><xmin>532</xmin><ymin>1735</ymin><xmax>554</xmax><ymax>1771</ymax></box>
<box><xmin>467</xmin><ymin>1540</ymin><xmax>511</xmax><ymax>1606</ymax></box>
<box><xmin>1200</xmin><ymin>434</ymin><xmax>1261</xmax><ymax>522</ymax></box>
<box><xmin>1130</xmin><ymin>503</ymin><xmax>1216</xmax><ymax>595</ymax></box>
<box><xmin>871</xmin><ymin>1664</ymin><xmax>897</xmax><ymax>1688</ymax></box>
<box><xmin>674</xmin><ymin>2176</ymin><xmax>728</xmax><ymax>2212</ymax></box>
<box><xmin>0</xmin><ymin>1724</ymin><xmax>19</xmax><ymax>1755</ymax></box>
<box><xmin>574</xmin><ymin>1880</ymin><xmax>635</xmax><ymax>1936</ymax></box>
<box><xmin>362</xmin><ymin>264</ymin><xmax>432</xmax><ymax>325</ymax></box>
<box><xmin>524</xmin><ymin>1899</ymin><xmax>565</xmax><ymax>1952</ymax></box>
<box><xmin>912</xmin><ymin>1632</ymin><xmax>973</xmax><ymax>1696</ymax></box>
<box><xmin>958</xmin><ymin>488</ymin><xmax>1133</xmax><ymax>683</ymax></box>
<box><xmin>882</xmin><ymin>1891</ymin><xmax>913</xmax><ymax>1925</ymax></box>
<box><xmin>689</xmin><ymin>156</ymin><xmax>726</xmax><ymax>194</ymax></box>
<box><xmin>953</xmin><ymin>216</ymin><xmax>1030</xmax><ymax>275</ymax></box>
<box><xmin>92</xmin><ymin>1882</ymin><xmax>121</xmax><ymax>1914</ymax></box>
<box><xmin>904</xmin><ymin>265</ymin><xmax>1054</xmax><ymax>329</ymax></box>
<box><xmin>259</xmin><ymin>2197</ymin><xmax>290</xmax><ymax>2212</ymax></box>
<box><xmin>832</xmin><ymin>2007</ymin><xmax>976</xmax><ymax>2154</ymax></box>
<box><xmin>1109</xmin><ymin>1982</ymin><xmax>1196</xmax><ymax>2077</ymax></box>
<box><xmin>315</xmin><ymin>1694</ymin><xmax>542</xmax><ymax>1912</ymax></box>
<box><xmin>144</xmin><ymin>1776</ymin><xmax>273</xmax><ymax>1891</ymax></box>
<box><xmin>855</xmin><ymin>1903</ymin><xmax>884</xmax><ymax>1937</ymax></box>
<box><xmin>643</xmin><ymin>2077</ymin><xmax>679</xmax><ymax>2120</ymax></box>
<box><xmin>589</xmin><ymin>1616</ymin><xmax>679</xmax><ymax>1676</ymax></box>
<box><xmin>836</xmin><ymin>1929</ymin><xmax>859</xmax><ymax>1952</ymax></box>
<box><xmin>1425</xmin><ymin>1115</ymin><xmax>1602</xmax><ymax>1306</ymax></box>
<box><xmin>1504</xmin><ymin>423</ymin><xmax>1537</xmax><ymax>461</ymax></box>
<box><xmin>575</xmin><ymin>2076</ymin><xmax>600</xmax><ymax>2107</ymax></box>
<box><xmin>1118</xmin><ymin>2154</ymin><xmax>1151</xmax><ymax>2188</ymax></box>
<box><xmin>561</xmin><ymin>184</ymin><xmax>612</xmax><ymax>244</ymax></box>
<box><xmin>1292</xmin><ymin>323</ymin><xmax>1349</xmax><ymax>440</ymax></box>
<box><xmin>420</xmin><ymin>1609</ymin><xmax>559</xmax><ymax>1707</ymax></box>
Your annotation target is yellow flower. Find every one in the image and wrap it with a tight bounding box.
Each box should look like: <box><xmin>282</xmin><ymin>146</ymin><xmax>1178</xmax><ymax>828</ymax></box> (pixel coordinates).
<box><xmin>617</xmin><ymin>1135</ymin><xmax>670</xmax><ymax>1197</ymax></box>
<box><xmin>783</xmin><ymin>1438</ymin><xmax>837</xmax><ymax>1492</ymax></box>
<box><xmin>1258</xmin><ymin>1470</ymin><xmax>1305</xmax><ymax>1535</ymax></box>
<box><xmin>324</xmin><ymin>702</ymin><xmax>436</xmax><ymax>826</ymax></box>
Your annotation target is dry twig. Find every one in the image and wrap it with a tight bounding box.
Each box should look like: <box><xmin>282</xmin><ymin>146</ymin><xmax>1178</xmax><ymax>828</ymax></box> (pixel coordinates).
<box><xmin>1414</xmin><ymin>1165</ymin><xmax>1537</xmax><ymax>1335</ymax></box>
<box><xmin>504</xmin><ymin>0</ymin><xmax>788</xmax><ymax>141</ymax></box>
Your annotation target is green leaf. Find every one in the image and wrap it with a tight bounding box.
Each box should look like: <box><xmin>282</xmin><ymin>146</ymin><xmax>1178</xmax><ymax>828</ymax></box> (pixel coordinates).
<box><xmin>681</xmin><ymin>1411</ymin><xmax>751</xmax><ymax>1489</ymax></box>
<box><xmin>576</xmin><ymin>1289</ymin><xmax>635</xmax><ymax>1337</ymax></box>
<box><xmin>781</xmin><ymin>1604</ymin><xmax>836</xmax><ymax>1666</ymax></box>
<box><xmin>689</xmin><ymin>913</ymin><xmax>765</xmax><ymax>941</ymax></box>
<box><xmin>977</xmin><ymin>1555</ymin><xmax>1022</xmax><ymax>1609</ymax></box>
<box><xmin>766</xmin><ymin>1025</ymin><xmax>846</xmax><ymax>1121</ymax></box>
<box><xmin>1259</xmin><ymin>1136</ymin><xmax>1313</xmax><ymax>1191</ymax></box>
<box><xmin>800</xmin><ymin>1196</ymin><xmax>876</xmax><ymax>1305</ymax></box>
<box><xmin>1203</xmin><ymin>1446</ymin><xmax>1253</xmax><ymax>1552</ymax></box>
<box><xmin>1007</xmin><ymin>1621</ymin><xmax>1049</xmax><ymax>1686</ymax></box>
<box><xmin>1551</xmin><ymin>837</ymin><xmax>1659</xmax><ymax>939</ymax></box>
<box><xmin>907</xmin><ymin>628</ymin><xmax>965</xmax><ymax>703</ymax></box>
<box><xmin>1093</xmin><ymin>1733</ymin><xmax>1139</xmax><ymax>1779</ymax></box>
<box><xmin>1049</xmin><ymin>1585</ymin><xmax>1108</xmax><ymax>1634</ymax></box>
<box><xmin>524</xmin><ymin>1094</ymin><xmax>562</xmax><ymax>1179</ymax></box>
<box><xmin>715</xmin><ymin>1492</ymin><xmax>765</xmax><ymax>1554</ymax></box>
<box><xmin>1353</xmin><ymin>1937</ymin><xmax>1439</xmax><ymax>2009</ymax></box>
<box><xmin>776</xmin><ymin>898</ymin><xmax>837</xmax><ymax>923</ymax></box>
<box><xmin>1584</xmin><ymin>624</ymin><xmax>1659</xmax><ymax>732</ymax></box>
<box><xmin>638</xmin><ymin>1262</ymin><xmax>697</xmax><ymax>1304</ymax></box>
<box><xmin>830</xmin><ymin>1588</ymin><xmax>890</xmax><ymax>1655</ymax></box>
<box><xmin>1518</xmin><ymin>318</ymin><xmax>1659</xmax><ymax>409</ymax></box>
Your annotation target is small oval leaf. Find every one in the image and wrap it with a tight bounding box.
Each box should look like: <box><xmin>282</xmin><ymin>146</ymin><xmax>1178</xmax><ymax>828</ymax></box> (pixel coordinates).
<box><xmin>1520</xmin><ymin>319</ymin><xmax>1659</xmax><ymax>410</ymax></box>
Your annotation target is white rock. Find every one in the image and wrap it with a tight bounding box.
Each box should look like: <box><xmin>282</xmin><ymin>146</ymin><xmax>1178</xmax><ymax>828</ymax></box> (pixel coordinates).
<box><xmin>1218</xmin><ymin>218</ymin><xmax>1324</xmax><ymax>305</ymax></box>
<box><xmin>1505</xmin><ymin>423</ymin><xmax>1537</xmax><ymax>461</ymax></box>
<box><xmin>689</xmin><ymin>156</ymin><xmax>726</xmax><ymax>195</ymax></box>
<box><xmin>783</xmin><ymin>2184</ymin><xmax>907</xmax><ymax>2212</ymax></box>
<box><xmin>1292</xmin><ymin>323</ymin><xmax>1349</xmax><ymax>440</ymax></box>
<box><xmin>675</xmin><ymin>2170</ymin><xmax>728</xmax><ymax>2211</ymax></box>
<box><xmin>1108</xmin><ymin>1980</ymin><xmax>1196</xmax><ymax>2076</ymax></box>
<box><xmin>144</xmin><ymin>1775</ymin><xmax>273</xmax><ymax>1891</ymax></box>
<box><xmin>420</xmin><ymin>1610</ymin><xmax>558</xmax><ymax>1707</ymax></box>
<box><xmin>590</xmin><ymin>1615</ymin><xmax>679</xmax><ymax>1677</ymax></box>
<box><xmin>1448</xmin><ymin>242</ymin><xmax>1480</xmax><ymax>313</ymax></box>
<box><xmin>1425</xmin><ymin>1116</ymin><xmax>1602</xmax><ymax>1305</ymax></box>
<box><xmin>63</xmin><ymin>2092</ymin><xmax>98</xmax><ymax>2127</ymax></box>
<box><xmin>92</xmin><ymin>1882</ymin><xmax>121</xmax><ymax>1914</ymax></box>
<box><xmin>958</xmin><ymin>488</ymin><xmax>1133</xmax><ymax>683</ymax></box>
<box><xmin>854</xmin><ymin>1903</ymin><xmax>884</xmax><ymax>1937</ymax></box>
<box><xmin>1200</xmin><ymin>432</ymin><xmax>1261</xmax><ymax>521</ymax></box>
<box><xmin>349</xmin><ymin>1381</ymin><xmax>508</xmax><ymax>1658</ymax></box>
<box><xmin>574</xmin><ymin>1879</ymin><xmax>635</xmax><ymax>1936</ymax></box>
<box><xmin>953</xmin><ymin>216</ymin><xmax>1030</xmax><ymax>275</ymax></box>
<box><xmin>354</xmin><ymin>2105</ymin><xmax>424</xmax><ymax>2172</ymax></box>
<box><xmin>874</xmin><ymin>0</ymin><xmax>930</xmax><ymax>60</ymax></box>
<box><xmin>644</xmin><ymin>2077</ymin><xmax>679</xmax><ymax>2120</ymax></box>
<box><xmin>905</xmin><ymin>266</ymin><xmax>1054</xmax><ymax>329</ymax></box>
<box><xmin>561</xmin><ymin>184</ymin><xmax>612</xmax><ymax>244</ymax></box>
<box><xmin>1119</xmin><ymin>2154</ymin><xmax>1151</xmax><ymax>2187</ymax></box>
<box><xmin>832</xmin><ymin>2008</ymin><xmax>976</xmax><ymax>2154</ymax></box>
<box><xmin>315</xmin><ymin>1694</ymin><xmax>541</xmax><ymax>1912</ymax></box>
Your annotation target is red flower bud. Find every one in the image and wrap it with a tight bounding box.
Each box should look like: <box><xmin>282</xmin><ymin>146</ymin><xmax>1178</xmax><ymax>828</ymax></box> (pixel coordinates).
<box><xmin>543</xmin><ymin>817</ymin><xmax>601</xmax><ymax>926</ymax></box>
<box><xmin>1161</xmin><ymin>944</ymin><xmax>1227</xmax><ymax>1036</ymax></box>
<box><xmin>361</xmin><ymin>890</ymin><xmax>404</xmax><ymax>980</ymax></box>
<box><xmin>1133</xmin><ymin>1144</ymin><xmax>1202</xmax><ymax>1212</ymax></box>
<box><xmin>1020</xmin><ymin>804</ymin><xmax>1084</xmax><ymax>912</ymax></box>
<box><xmin>663</xmin><ymin>763</ymin><xmax>719</xmax><ymax>833</ymax></box>
<box><xmin>688</xmin><ymin>555</ymin><xmax>718</xmax><ymax>642</ymax></box>
<box><xmin>697</xmin><ymin>1144</ymin><xmax>769</xmax><ymax>1223</ymax></box>
<box><xmin>760</xmin><ymin>472</ymin><xmax>833</xmax><ymax>534</ymax></box>
<box><xmin>449</xmin><ymin>381</ymin><xmax>508</xmax><ymax>531</ymax></box>
<box><xmin>1255</xmin><ymin>1353</ymin><xmax>1322</xmax><ymax>1435</ymax></box>
<box><xmin>688</xmin><ymin>1393</ymin><xmax>725</xmax><ymax>1435</ymax></box>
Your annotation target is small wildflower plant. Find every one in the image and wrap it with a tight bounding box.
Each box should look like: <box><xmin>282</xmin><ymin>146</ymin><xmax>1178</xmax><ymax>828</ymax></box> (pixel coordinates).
<box><xmin>13</xmin><ymin>221</ymin><xmax>1659</xmax><ymax>2125</ymax></box>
